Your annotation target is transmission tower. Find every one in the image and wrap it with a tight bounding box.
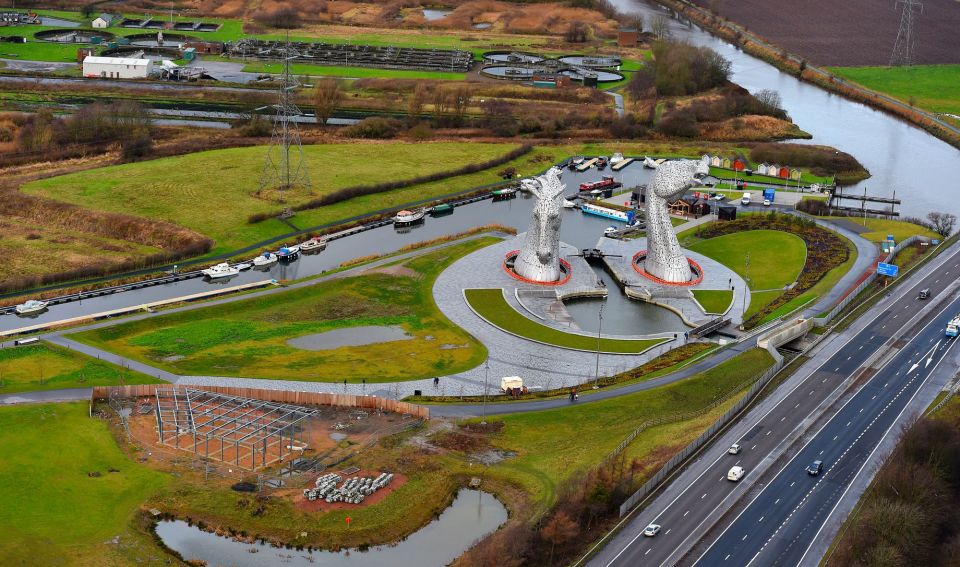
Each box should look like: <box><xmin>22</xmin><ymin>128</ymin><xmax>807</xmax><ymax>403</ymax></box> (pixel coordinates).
<box><xmin>258</xmin><ymin>34</ymin><xmax>310</xmax><ymax>203</ymax></box>
<box><xmin>890</xmin><ymin>0</ymin><xmax>922</xmax><ymax>67</ymax></box>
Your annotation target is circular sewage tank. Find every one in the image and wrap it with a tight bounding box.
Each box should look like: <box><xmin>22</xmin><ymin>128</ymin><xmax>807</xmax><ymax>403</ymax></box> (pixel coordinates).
<box><xmin>34</xmin><ymin>28</ymin><xmax>115</xmax><ymax>43</ymax></box>
<box><xmin>122</xmin><ymin>32</ymin><xmax>198</xmax><ymax>47</ymax></box>
<box><xmin>480</xmin><ymin>65</ymin><xmax>538</xmax><ymax>80</ymax></box>
<box><xmin>558</xmin><ymin>55</ymin><xmax>622</xmax><ymax>68</ymax></box>
<box><xmin>482</xmin><ymin>50</ymin><xmax>544</xmax><ymax>64</ymax></box>
<box><xmin>559</xmin><ymin>68</ymin><xmax>624</xmax><ymax>83</ymax></box>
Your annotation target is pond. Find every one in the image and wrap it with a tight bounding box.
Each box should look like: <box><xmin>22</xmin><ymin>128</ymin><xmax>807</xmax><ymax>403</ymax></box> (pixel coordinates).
<box><xmin>287</xmin><ymin>325</ymin><xmax>413</xmax><ymax>351</ymax></box>
<box><xmin>422</xmin><ymin>9</ymin><xmax>452</xmax><ymax>21</ymax></box>
<box><xmin>155</xmin><ymin>489</ymin><xmax>507</xmax><ymax>567</ymax></box>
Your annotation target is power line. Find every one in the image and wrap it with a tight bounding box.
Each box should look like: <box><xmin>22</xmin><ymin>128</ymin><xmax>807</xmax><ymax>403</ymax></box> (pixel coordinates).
<box><xmin>890</xmin><ymin>0</ymin><xmax>923</xmax><ymax>67</ymax></box>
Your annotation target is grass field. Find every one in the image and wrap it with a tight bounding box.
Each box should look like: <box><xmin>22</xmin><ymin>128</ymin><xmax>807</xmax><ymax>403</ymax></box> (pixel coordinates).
<box><xmin>708</xmin><ymin>165</ymin><xmax>832</xmax><ymax>186</ymax></box>
<box><xmin>828</xmin><ymin>65</ymin><xmax>960</xmax><ymax>117</ymax></box>
<box><xmin>70</xmin><ymin>238</ymin><xmax>494</xmax><ymax>382</ymax></box>
<box><xmin>0</xmin><ymin>342</ymin><xmax>162</xmax><ymax>394</ymax></box>
<box><xmin>827</xmin><ymin>217</ymin><xmax>939</xmax><ymax>243</ymax></box>
<box><xmin>464</xmin><ymin>288</ymin><xmax>664</xmax><ymax>354</ymax></box>
<box><xmin>0</xmin><ymin>402</ymin><xmax>169</xmax><ymax>565</ymax></box>
<box><xmin>692</xmin><ymin>289</ymin><xmax>734</xmax><ymax>314</ymax></box>
<box><xmin>486</xmin><ymin>347</ymin><xmax>775</xmax><ymax>506</ymax></box>
<box><xmin>24</xmin><ymin>142</ymin><xmax>522</xmax><ymax>253</ymax></box>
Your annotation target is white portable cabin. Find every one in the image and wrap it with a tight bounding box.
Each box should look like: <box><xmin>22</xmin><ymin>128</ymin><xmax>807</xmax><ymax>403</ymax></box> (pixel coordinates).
<box><xmin>500</xmin><ymin>376</ymin><xmax>523</xmax><ymax>392</ymax></box>
<box><xmin>82</xmin><ymin>56</ymin><xmax>153</xmax><ymax>79</ymax></box>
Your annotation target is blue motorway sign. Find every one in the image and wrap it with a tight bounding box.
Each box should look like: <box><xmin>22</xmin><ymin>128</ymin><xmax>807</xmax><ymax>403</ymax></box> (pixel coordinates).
<box><xmin>877</xmin><ymin>262</ymin><xmax>899</xmax><ymax>277</ymax></box>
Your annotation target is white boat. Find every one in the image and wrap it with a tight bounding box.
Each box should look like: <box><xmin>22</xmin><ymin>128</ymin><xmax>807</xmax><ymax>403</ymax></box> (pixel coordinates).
<box><xmin>14</xmin><ymin>299</ymin><xmax>48</xmax><ymax>315</ymax></box>
<box><xmin>562</xmin><ymin>199</ymin><xmax>577</xmax><ymax>209</ymax></box>
<box><xmin>201</xmin><ymin>262</ymin><xmax>239</xmax><ymax>279</ymax></box>
<box><xmin>643</xmin><ymin>156</ymin><xmax>659</xmax><ymax>169</ymax></box>
<box><xmin>234</xmin><ymin>262</ymin><xmax>253</xmax><ymax>271</ymax></box>
<box><xmin>604</xmin><ymin>226</ymin><xmax>618</xmax><ymax>234</ymax></box>
<box><xmin>610</xmin><ymin>152</ymin><xmax>624</xmax><ymax>164</ymax></box>
<box><xmin>253</xmin><ymin>252</ymin><xmax>277</xmax><ymax>267</ymax></box>
<box><xmin>299</xmin><ymin>237</ymin><xmax>327</xmax><ymax>253</ymax></box>
<box><xmin>393</xmin><ymin>209</ymin><xmax>426</xmax><ymax>225</ymax></box>
<box><xmin>276</xmin><ymin>246</ymin><xmax>299</xmax><ymax>262</ymax></box>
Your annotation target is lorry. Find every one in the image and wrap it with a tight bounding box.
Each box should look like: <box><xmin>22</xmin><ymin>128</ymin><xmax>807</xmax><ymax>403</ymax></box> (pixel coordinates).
<box><xmin>740</xmin><ymin>192</ymin><xmax>751</xmax><ymax>206</ymax></box>
<box><xmin>763</xmin><ymin>188</ymin><xmax>775</xmax><ymax>203</ymax></box>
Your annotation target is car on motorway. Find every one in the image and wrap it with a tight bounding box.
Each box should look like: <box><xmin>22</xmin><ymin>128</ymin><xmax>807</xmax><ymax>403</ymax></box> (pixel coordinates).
<box><xmin>806</xmin><ymin>460</ymin><xmax>823</xmax><ymax>476</ymax></box>
<box><xmin>728</xmin><ymin>443</ymin><xmax>741</xmax><ymax>455</ymax></box>
<box><xmin>643</xmin><ymin>524</ymin><xmax>661</xmax><ymax>537</ymax></box>
<box><xmin>763</xmin><ymin>198</ymin><xmax>772</xmax><ymax>206</ymax></box>
<box><xmin>919</xmin><ymin>288</ymin><xmax>930</xmax><ymax>300</ymax></box>
<box><xmin>727</xmin><ymin>466</ymin><xmax>745</xmax><ymax>481</ymax></box>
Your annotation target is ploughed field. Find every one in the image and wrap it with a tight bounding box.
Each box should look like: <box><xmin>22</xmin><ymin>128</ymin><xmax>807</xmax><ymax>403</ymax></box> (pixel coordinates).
<box><xmin>691</xmin><ymin>0</ymin><xmax>960</xmax><ymax>66</ymax></box>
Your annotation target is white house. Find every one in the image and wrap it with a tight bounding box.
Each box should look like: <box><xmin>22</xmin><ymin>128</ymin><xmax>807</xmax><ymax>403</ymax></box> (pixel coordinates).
<box><xmin>92</xmin><ymin>13</ymin><xmax>115</xmax><ymax>28</ymax></box>
<box><xmin>82</xmin><ymin>56</ymin><xmax>153</xmax><ymax>79</ymax></box>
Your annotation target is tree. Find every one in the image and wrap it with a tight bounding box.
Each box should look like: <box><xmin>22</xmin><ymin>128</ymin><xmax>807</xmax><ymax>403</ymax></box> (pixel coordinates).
<box><xmin>927</xmin><ymin>212</ymin><xmax>957</xmax><ymax>238</ymax></box>
<box><xmin>451</xmin><ymin>86</ymin><xmax>472</xmax><ymax>125</ymax></box>
<box><xmin>651</xmin><ymin>15</ymin><xmax>670</xmax><ymax>40</ymax></box>
<box><xmin>407</xmin><ymin>81</ymin><xmax>427</xmax><ymax>122</ymax></box>
<box><xmin>565</xmin><ymin>22</ymin><xmax>590</xmax><ymax>43</ymax></box>
<box><xmin>431</xmin><ymin>88</ymin><xmax>449</xmax><ymax>120</ymax></box>
<box><xmin>312</xmin><ymin>79</ymin><xmax>342</xmax><ymax>125</ymax></box>
<box><xmin>540</xmin><ymin>510</ymin><xmax>578</xmax><ymax>564</ymax></box>
<box><xmin>753</xmin><ymin>89</ymin><xmax>785</xmax><ymax>117</ymax></box>
<box><xmin>625</xmin><ymin>66</ymin><xmax>655</xmax><ymax>105</ymax></box>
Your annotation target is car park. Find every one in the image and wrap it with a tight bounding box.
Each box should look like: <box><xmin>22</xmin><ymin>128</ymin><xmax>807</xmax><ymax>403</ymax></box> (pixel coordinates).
<box><xmin>728</xmin><ymin>443</ymin><xmax>741</xmax><ymax>455</ymax></box>
<box><xmin>727</xmin><ymin>466</ymin><xmax>745</xmax><ymax>481</ymax></box>
<box><xmin>806</xmin><ymin>460</ymin><xmax>823</xmax><ymax>476</ymax></box>
<box><xmin>643</xmin><ymin>524</ymin><xmax>661</xmax><ymax>537</ymax></box>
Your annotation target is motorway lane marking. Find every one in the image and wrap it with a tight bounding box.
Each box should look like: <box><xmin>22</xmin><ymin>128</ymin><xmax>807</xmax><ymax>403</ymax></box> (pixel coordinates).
<box><xmin>725</xmin><ymin>554</ymin><xmax>730</xmax><ymax>561</ymax></box>
<box><xmin>790</xmin><ymin>481</ymin><xmax>795</xmax><ymax>487</ymax></box>
<box><xmin>834</xmin><ymin>367</ymin><xmax>840</xmax><ymax>371</ymax></box>
<box><xmin>833</xmin><ymin>435</ymin><xmax>837</xmax><ymax>440</ymax></box>
<box><xmin>645</xmin><ymin>549</ymin><xmax>651</xmax><ymax>556</ymax></box>
<box><xmin>774</xmin><ymin>499</ymin><xmax>780</xmax><ymax>504</ymax></box>
<box><xmin>766</xmin><ymin>430</ymin><xmax>772</xmax><ymax>435</ymax></box>
<box><xmin>781</xmin><ymin>416</ymin><xmax>786</xmax><ymax>421</ymax></box>
<box><xmin>751</xmin><ymin>444</ymin><xmax>757</xmax><ymax>450</ymax></box>
<box><xmin>683</xmin><ymin>510</ymin><xmax>689</xmax><ymax>517</ymax></box>
<box><xmin>795</xmin><ymin>403</ymin><xmax>801</xmax><ymax>408</ymax></box>
<box><xmin>822</xmin><ymin>378</ymin><xmax>827</xmax><ymax>383</ymax></box>
<box><xmin>665</xmin><ymin>529</ymin><xmax>671</xmax><ymax>535</ymax></box>
<box><xmin>759</xmin><ymin>516</ymin><xmax>764</xmax><ymax>522</ymax></box>
<box><xmin>742</xmin><ymin>534</ymin><xmax>748</xmax><ymax>541</ymax></box>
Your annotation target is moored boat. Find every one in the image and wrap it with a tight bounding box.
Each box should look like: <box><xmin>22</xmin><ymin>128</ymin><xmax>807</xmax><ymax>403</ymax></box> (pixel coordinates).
<box><xmin>14</xmin><ymin>299</ymin><xmax>48</xmax><ymax>315</ymax></box>
<box><xmin>234</xmin><ymin>262</ymin><xmax>253</xmax><ymax>271</ymax></box>
<box><xmin>429</xmin><ymin>203</ymin><xmax>454</xmax><ymax>216</ymax></box>
<box><xmin>201</xmin><ymin>263</ymin><xmax>239</xmax><ymax>279</ymax></box>
<box><xmin>299</xmin><ymin>237</ymin><xmax>327</xmax><ymax>253</ymax></box>
<box><xmin>562</xmin><ymin>199</ymin><xmax>577</xmax><ymax>209</ymax></box>
<box><xmin>568</xmin><ymin>156</ymin><xmax>585</xmax><ymax>170</ymax></box>
<box><xmin>393</xmin><ymin>209</ymin><xmax>426</xmax><ymax>225</ymax></box>
<box><xmin>490</xmin><ymin>188</ymin><xmax>517</xmax><ymax>201</ymax></box>
<box><xmin>253</xmin><ymin>252</ymin><xmax>277</xmax><ymax>267</ymax></box>
<box><xmin>276</xmin><ymin>246</ymin><xmax>299</xmax><ymax>262</ymax></box>
<box><xmin>610</xmin><ymin>152</ymin><xmax>624</xmax><ymax>164</ymax></box>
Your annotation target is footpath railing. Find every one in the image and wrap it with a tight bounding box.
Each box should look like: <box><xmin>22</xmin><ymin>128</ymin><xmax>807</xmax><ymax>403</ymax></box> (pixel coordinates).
<box><xmin>90</xmin><ymin>384</ymin><xmax>429</xmax><ymax>419</ymax></box>
<box><xmin>616</xmin><ymin>346</ymin><xmax>785</xmax><ymax>517</ymax></box>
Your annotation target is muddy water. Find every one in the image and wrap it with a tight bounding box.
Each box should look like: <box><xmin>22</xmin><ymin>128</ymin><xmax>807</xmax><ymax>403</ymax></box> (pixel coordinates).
<box><xmin>155</xmin><ymin>489</ymin><xmax>507</xmax><ymax>567</ymax></box>
<box><xmin>608</xmin><ymin>0</ymin><xmax>960</xmax><ymax>219</ymax></box>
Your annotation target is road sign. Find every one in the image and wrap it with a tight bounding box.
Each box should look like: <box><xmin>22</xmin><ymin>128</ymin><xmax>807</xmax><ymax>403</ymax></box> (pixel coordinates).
<box><xmin>887</xmin><ymin>234</ymin><xmax>895</xmax><ymax>242</ymax></box>
<box><xmin>877</xmin><ymin>262</ymin><xmax>899</xmax><ymax>277</ymax></box>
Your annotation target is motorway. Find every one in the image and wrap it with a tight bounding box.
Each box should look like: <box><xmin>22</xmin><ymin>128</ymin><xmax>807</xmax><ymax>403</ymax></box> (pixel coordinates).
<box><xmin>590</xmin><ymin>242</ymin><xmax>960</xmax><ymax>567</ymax></box>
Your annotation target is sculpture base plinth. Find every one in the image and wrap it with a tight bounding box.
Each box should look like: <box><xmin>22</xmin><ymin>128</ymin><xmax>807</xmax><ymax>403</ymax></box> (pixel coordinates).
<box><xmin>503</xmin><ymin>250</ymin><xmax>572</xmax><ymax>286</ymax></box>
<box><xmin>632</xmin><ymin>251</ymin><xmax>704</xmax><ymax>286</ymax></box>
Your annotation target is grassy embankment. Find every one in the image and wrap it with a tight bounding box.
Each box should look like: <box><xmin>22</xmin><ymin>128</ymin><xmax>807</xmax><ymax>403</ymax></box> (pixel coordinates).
<box><xmin>0</xmin><ymin>342</ymin><xmax>162</xmax><ymax>394</ymax></box>
<box><xmin>827</xmin><ymin>216</ymin><xmax>939</xmax><ymax>243</ymax></box>
<box><xmin>464</xmin><ymin>288</ymin><xmax>665</xmax><ymax>354</ymax></box>
<box><xmin>25</xmin><ymin>141</ymin><xmax>523</xmax><ymax>254</ymax></box>
<box><xmin>827</xmin><ymin>65</ymin><xmax>960</xmax><ymax>128</ymax></box>
<box><xmin>686</xmin><ymin>230</ymin><xmax>806</xmax><ymax>320</ymax></box>
<box><xmin>0</xmin><ymin>402</ymin><xmax>170</xmax><ymax>566</ymax></box>
<box><xmin>70</xmin><ymin>238</ymin><xmax>495</xmax><ymax>382</ymax></box>
<box><xmin>708</xmin><ymin>165</ymin><xmax>833</xmax><ymax>186</ymax></box>
<box><xmin>692</xmin><ymin>289</ymin><xmax>734</xmax><ymax>314</ymax></box>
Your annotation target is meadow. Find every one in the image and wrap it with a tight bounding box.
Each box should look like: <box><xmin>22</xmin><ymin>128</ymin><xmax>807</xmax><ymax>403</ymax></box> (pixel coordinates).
<box><xmin>0</xmin><ymin>342</ymin><xmax>161</xmax><ymax>394</ymax></box>
<box><xmin>70</xmin><ymin>238</ymin><xmax>494</xmax><ymax>382</ymax></box>
<box><xmin>828</xmin><ymin>65</ymin><xmax>960</xmax><ymax>117</ymax></box>
<box><xmin>691</xmin><ymin>289</ymin><xmax>734</xmax><ymax>314</ymax></box>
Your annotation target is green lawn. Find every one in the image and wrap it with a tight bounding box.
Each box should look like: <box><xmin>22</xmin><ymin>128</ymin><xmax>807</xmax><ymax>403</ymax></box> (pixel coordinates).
<box><xmin>709</xmin><ymin>165</ymin><xmax>832</xmax><ymax>186</ymax></box>
<box><xmin>24</xmin><ymin>142</ymin><xmax>522</xmax><ymax>254</ymax></box>
<box><xmin>688</xmin><ymin>230</ymin><xmax>806</xmax><ymax>319</ymax></box>
<box><xmin>0</xmin><ymin>342</ymin><xmax>162</xmax><ymax>394</ymax></box>
<box><xmin>464</xmin><ymin>288</ymin><xmax>664</xmax><ymax>354</ymax></box>
<box><xmin>692</xmin><ymin>289</ymin><xmax>734</xmax><ymax>314</ymax></box>
<box><xmin>0</xmin><ymin>402</ymin><xmax>169</xmax><ymax>565</ymax></box>
<box><xmin>828</xmin><ymin>64</ymin><xmax>960</xmax><ymax>117</ymax></box>
<box><xmin>70</xmin><ymin>239</ymin><xmax>494</xmax><ymax>382</ymax></box>
<box><xmin>826</xmin><ymin>216</ymin><xmax>939</xmax><ymax>243</ymax></box>
<box><xmin>486</xmin><ymin>347</ymin><xmax>775</xmax><ymax>506</ymax></box>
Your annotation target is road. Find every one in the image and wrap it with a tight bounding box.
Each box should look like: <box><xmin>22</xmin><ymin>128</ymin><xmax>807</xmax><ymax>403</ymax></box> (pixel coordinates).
<box><xmin>696</xmin><ymin>294</ymin><xmax>958</xmax><ymax>566</ymax></box>
<box><xmin>589</xmin><ymin>240</ymin><xmax>960</xmax><ymax>567</ymax></box>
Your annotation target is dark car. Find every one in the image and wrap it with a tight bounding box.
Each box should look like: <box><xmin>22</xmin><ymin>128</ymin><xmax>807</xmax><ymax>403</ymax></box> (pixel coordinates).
<box><xmin>806</xmin><ymin>460</ymin><xmax>823</xmax><ymax>476</ymax></box>
<box><xmin>919</xmin><ymin>288</ymin><xmax>931</xmax><ymax>300</ymax></box>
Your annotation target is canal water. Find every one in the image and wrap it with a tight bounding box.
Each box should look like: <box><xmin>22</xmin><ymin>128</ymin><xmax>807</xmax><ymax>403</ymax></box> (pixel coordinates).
<box><xmin>155</xmin><ymin>489</ymin><xmax>507</xmax><ymax>567</ymax></box>
<box><xmin>608</xmin><ymin>0</ymin><xmax>960</xmax><ymax>220</ymax></box>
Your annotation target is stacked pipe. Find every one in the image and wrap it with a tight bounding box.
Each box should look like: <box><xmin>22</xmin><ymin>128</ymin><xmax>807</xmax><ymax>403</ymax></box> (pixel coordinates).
<box><xmin>302</xmin><ymin>473</ymin><xmax>394</xmax><ymax>503</ymax></box>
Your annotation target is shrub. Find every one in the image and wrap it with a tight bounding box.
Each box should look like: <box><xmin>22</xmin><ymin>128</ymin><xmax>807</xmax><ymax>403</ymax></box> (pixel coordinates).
<box><xmin>121</xmin><ymin>135</ymin><xmax>153</xmax><ymax>161</ymax></box>
<box><xmin>253</xmin><ymin>7</ymin><xmax>301</xmax><ymax>29</ymax></box>
<box><xmin>343</xmin><ymin>117</ymin><xmax>402</xmax><ymax>139</ymax></box>
<box><xmin>656</xmin><ymin>108</ymin><xmax>698</xmax><ymax>138</ymax></box>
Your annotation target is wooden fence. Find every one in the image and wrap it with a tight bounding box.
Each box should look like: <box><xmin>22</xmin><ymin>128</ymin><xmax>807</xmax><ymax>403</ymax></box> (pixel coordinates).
<box><xmin>90</xmin><ymin>384</ymin><xmax>429</xmax><ymax>419</ymax></box>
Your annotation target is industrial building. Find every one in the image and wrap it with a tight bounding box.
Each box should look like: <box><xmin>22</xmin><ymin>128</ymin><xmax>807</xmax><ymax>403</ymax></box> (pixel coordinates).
<box><xmin>82</xmin><ymin>55</ymin><xmax>152</xmax><ymax>79</ymax></box>
<box><xmin>92</xmin><ymin>13</ymin><xmax>116</xmax><ymax>28</ymax></box>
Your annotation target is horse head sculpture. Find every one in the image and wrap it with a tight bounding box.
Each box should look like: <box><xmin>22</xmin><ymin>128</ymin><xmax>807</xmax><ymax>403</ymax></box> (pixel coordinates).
<box><xmin>644</xmin><ymin>157</ymin><xmax>709</xmax><ymax>283</ymax></box>
<box><xmin>514</xmin><ymin>167</ymin><xmax>566</xmax><ymax>282</ymax></box>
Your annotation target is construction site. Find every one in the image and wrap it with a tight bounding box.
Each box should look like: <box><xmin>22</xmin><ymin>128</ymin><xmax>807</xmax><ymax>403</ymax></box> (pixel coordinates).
<box><xmin>223</xmin><ymin>38</ymin><xmax>473</xmax><ymax>72</ymax></box>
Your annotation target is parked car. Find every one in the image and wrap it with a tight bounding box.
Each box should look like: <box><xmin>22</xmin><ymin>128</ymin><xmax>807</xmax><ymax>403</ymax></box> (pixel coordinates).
<box><xmin>727</xmin><ymin>466</ymin><xmax>745</xmax><ymax>482</ymax></box>
<box><xmin>643</xmin><ymin>524</ymin><xmax>661</xmax><ymax>537</ymax></box>
<box><xmin>806</xmin><ymin>460</ymin><xmax>823</xmax><ymax>476</ymax></box>
<box><xmin>728</xmin><ymin>443</ymin><xmax>741</xmax><ymax>455</ymax></box>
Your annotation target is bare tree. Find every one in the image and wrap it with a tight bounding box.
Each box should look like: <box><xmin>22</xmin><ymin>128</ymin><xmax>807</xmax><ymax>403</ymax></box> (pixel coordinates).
<box><xmin>312</xmin><ymin>79</ymin><xmax>342</xmax><ymax>125</ymax></box>
<box><xmin>451</xmin><ymin>86</ymin><xmax>472</xmax><ymax>124</ymax></box>
<box><xmin>407</xmin><ymin>81</ymin><xmax>427</xmax><ymax>122</ymax></box>
<box><xmin>431</xmin><ymin>87</ymin><xmax>449</xmax><ymax>119</ymax></box>
<box><xmin>651</xmin><ymin>15</ymin><xmax>670</xmax><ymax>40</ymax></box>
<box><xmin>927</xmin><ymin>212</ymin><xmax>957</xmax><ymax>238</ymax></box>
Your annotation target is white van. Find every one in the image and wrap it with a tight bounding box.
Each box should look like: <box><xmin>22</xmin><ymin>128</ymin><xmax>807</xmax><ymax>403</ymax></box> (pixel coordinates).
<box><xmin>740</xmin><ymin>192</ymin><xmax>751</xmax><ymax>206</ymax></box>
<box><xmin>727</xmin><ymin>466</ymin><xmax>745</xmax><ymax>482</ymax></box>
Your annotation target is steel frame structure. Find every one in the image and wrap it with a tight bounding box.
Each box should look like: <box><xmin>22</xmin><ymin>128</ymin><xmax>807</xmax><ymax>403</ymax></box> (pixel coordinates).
<box><xmin>154</xmin><ymin>387</ymin><xmax>317</xmax><ymax>471</ymax></box>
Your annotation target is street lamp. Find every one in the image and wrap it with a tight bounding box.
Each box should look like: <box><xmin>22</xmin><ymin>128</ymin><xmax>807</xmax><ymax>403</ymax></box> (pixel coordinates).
<box><xmin>481</xmin><ymin>359</ymin><xmax>489</xmax><ymax>425</ymax></box>
<box><xmin>593</xmin><ymin>303</ymin><xmax>605</xmax><ymax>389</ymax></box>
